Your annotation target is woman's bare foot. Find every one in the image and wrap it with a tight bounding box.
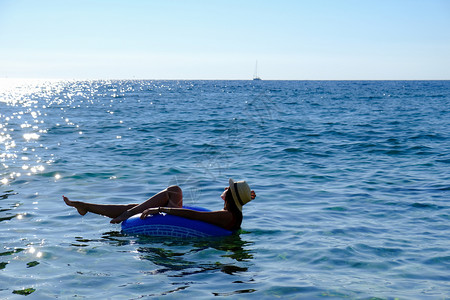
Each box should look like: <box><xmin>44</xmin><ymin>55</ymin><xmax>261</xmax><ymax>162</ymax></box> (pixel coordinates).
<box><xmin>63</xmin><ymin>196</ymin><xmax>88</xmax><ymax>216</ymax></box>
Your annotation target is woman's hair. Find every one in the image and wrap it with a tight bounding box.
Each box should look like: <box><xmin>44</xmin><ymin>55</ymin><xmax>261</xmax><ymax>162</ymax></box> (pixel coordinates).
<box><xmin>225</xmin><ymin>189</ymin><xmax>243</xmax><ymax>230</ymax></box>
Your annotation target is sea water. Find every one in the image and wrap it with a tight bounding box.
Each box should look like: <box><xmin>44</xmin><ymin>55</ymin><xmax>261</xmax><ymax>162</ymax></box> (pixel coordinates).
<box><xmin>0</xmin><ymin>80</ymin><xmax>449</xmax><ymax>299</ymax></box>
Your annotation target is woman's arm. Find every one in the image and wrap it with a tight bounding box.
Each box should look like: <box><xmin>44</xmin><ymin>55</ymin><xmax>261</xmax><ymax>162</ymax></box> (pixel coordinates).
<box><xmin>140</xmin><ymin>207</ymin><xmax>233</xmax><ymax>229</ymax></box>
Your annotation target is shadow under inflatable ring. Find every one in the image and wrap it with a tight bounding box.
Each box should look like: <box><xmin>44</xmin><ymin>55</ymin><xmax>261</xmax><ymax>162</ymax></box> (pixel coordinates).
<box><xmin>121</xmin><ymin>206</ymin><xmax>233</xmax><ymax>238</ymax></box>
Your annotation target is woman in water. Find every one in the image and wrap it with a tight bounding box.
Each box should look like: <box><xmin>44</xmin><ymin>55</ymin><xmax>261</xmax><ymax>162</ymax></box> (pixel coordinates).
<box><xmin>63</xmin><ymin>179</ymin><xmax>255</xmax><ymax>231</ymax></box>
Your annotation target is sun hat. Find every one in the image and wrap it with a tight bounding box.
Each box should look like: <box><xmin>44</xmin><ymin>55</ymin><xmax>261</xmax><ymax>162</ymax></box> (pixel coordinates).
<box><xmin>229</xmin><ymin>178</ymin><xmax>252</xmax><ymax>212</ymax></box>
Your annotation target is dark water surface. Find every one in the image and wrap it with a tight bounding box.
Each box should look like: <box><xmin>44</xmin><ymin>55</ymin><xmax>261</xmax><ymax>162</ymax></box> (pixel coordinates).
<box><xmin>1</xmin><ymin>80</ymin><xmax>449</xmax><ymax>299</ymax></box>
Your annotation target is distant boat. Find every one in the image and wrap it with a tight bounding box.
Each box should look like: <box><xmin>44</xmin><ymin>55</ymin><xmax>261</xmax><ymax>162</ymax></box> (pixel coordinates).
<box><xmin>253</xmin><ymin>61</ymin><xmax>262</xmax><ymax>80</ymax></box>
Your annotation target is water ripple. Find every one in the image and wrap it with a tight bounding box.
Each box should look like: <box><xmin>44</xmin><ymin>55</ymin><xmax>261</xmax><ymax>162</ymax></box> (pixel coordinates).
<box><xmin>1</xmin><ymin>80</ymin><xmax>449</xmax><ymax>299</ymax></box>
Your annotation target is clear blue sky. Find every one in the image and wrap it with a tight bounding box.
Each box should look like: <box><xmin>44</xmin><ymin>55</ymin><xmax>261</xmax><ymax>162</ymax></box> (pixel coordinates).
<box><xmin>1</xmin><ymin>0</ymin><xmax>449</xmax><ymax>80</ymax></box>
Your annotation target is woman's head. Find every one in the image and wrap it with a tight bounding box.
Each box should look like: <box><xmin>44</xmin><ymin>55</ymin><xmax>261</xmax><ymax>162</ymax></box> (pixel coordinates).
<box><xmin>223</xmin><ymin>188</ymin><xmax>239</xmax><ymax>213</ymax></box>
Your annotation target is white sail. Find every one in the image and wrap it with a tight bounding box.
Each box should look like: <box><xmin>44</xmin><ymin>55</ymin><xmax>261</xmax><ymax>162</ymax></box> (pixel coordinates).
<box><xmin>253</xmin><ymin>61</ymin><xmax>262</xmax><ymax>80</ymax></box>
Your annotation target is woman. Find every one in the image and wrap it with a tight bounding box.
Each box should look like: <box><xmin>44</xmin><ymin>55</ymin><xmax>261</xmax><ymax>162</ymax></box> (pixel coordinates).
<box><xmin>63</xmin><ymin>179</ymin><xmax>255</xmax><ymax>231</ymax></box>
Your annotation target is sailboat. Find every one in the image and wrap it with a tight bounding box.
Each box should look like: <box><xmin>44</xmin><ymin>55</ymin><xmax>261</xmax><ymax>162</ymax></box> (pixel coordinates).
<box><xmin>253</xmin><ymin>61</ymin><xmax>262</xmax><ymax>80</ymax></box>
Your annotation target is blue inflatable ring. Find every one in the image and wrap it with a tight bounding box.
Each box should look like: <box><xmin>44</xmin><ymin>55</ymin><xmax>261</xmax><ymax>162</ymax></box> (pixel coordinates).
<box><xmin>121</xmin><ymin>206</ymin><xmax>233</xmax><ymax>238</ymax></box>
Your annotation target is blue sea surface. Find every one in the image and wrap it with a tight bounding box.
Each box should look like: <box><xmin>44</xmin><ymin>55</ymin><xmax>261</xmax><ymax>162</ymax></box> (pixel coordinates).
<box><xmin>1</xmin><ymin>79</ymin><xmax>449</xmax><ymax>299</ymax></box>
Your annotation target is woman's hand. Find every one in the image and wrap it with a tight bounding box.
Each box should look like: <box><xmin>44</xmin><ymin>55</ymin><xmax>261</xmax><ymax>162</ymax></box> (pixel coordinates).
<box><xmin>140</xmin><ymin>207</ymin><xmax>160</xmax><ymax>219</ymax></box>
<box><xmin>110</xmin><ymin>211</ymin><xmax>130</xmax><ymax>224</ymax></box>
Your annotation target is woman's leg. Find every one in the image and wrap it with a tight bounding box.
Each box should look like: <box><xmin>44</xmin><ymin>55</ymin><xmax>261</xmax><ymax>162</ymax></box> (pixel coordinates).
<box><xmin>63</xmin><ymin>196</ymin><xmax>138</xmax><ymax>218</ymax></box>
<box><xmin>110</xmin><ymin>185</ymin><xmax>182</xmax><ymax>222</ymax></box>
<box><xmin>63</xmin><ymin>185</ymin><xmax>183</xmax><ymax>223</ymax></box>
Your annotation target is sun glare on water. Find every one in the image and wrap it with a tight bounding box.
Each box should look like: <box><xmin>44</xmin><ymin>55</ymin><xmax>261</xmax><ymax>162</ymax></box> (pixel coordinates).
<box><xmin>0</xmin><ymin>79</ymin><xmax>63</xmax><ymax>185</ymax></box>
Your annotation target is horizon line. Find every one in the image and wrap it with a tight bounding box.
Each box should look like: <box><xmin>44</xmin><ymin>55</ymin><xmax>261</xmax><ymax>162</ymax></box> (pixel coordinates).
<box><xmin>1</xmin><ymin>77</ymin><xmax>449</xmax><ymax>81</ymax></box>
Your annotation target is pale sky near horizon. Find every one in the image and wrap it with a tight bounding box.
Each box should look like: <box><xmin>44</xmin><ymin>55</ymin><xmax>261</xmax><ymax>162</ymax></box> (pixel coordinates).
<box><xmin>0</xmin><ymin>0</ymin><xmax>449</xmax><ymax>80</ymax></box>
